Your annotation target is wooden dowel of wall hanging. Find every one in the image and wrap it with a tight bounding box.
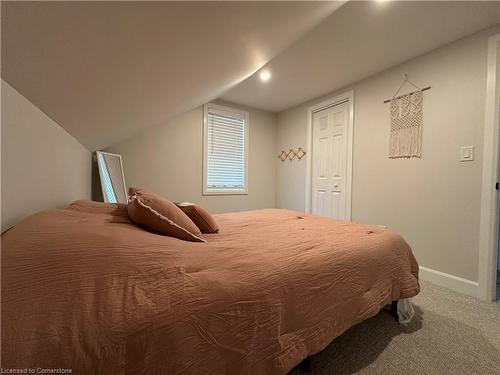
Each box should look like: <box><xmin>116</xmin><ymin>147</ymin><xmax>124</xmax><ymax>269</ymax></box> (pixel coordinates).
<box><xmin>383</xmin><ymin>86</ymin><xmax>431</xmax><ymax>103</ymax></box>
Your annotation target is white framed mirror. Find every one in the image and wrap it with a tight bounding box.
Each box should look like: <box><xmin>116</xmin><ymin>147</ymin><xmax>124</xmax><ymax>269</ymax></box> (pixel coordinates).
<box><xmin>96</xmin><ymin>151</ymin><xmax>127</xmax><ymax>203</ymax></box>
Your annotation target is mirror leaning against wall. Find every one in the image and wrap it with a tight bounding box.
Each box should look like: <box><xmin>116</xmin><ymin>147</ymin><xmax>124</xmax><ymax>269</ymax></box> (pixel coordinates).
<box><xmin>95</xmin><ymin>151</ymin><xmax>128</xmax><ymax>204</ymax></box>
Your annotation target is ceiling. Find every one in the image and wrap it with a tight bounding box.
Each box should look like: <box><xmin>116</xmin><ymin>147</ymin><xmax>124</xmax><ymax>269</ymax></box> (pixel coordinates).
<box><xmin>222</xmin><ymin>1</ymin><xmax>500</xmax><ymax>112</ymax></box>
<box><xmin>1</xmin><ymin>1</ymin><xmax>342</xmax><ymax>150</ymax></box>
<box><xmin>3</xmin><ymin>2</ymin><xmax>500</xmax><ymax>151</ymax></box>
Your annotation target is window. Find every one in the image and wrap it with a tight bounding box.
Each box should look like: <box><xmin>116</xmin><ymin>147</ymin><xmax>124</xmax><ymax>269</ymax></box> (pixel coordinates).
<box><xmin>203</xmin><ymin>103</ymin><xmax>249</xmax><ymax>195</ymax></box>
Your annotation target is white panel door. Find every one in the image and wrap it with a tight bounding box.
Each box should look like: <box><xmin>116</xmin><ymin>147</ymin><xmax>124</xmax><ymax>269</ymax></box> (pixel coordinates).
<box><xmin>311</xmin><ymin>102</ymin><xmax>348</xmax><ymax>219</ymax></box>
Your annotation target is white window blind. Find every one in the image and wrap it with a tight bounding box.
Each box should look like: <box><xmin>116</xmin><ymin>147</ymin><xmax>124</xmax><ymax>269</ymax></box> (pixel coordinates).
<box><xmin>204</xmin><ymin>104</ymin><xmax>248</xmax><ymax>195</ymax></box>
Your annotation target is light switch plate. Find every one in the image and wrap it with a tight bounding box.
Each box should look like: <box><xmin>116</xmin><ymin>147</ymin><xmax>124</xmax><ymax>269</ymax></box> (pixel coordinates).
<box><xmin>460</xmin><ymin>146</ymin><xmax>474</xmax><ymax>161</ymax></box>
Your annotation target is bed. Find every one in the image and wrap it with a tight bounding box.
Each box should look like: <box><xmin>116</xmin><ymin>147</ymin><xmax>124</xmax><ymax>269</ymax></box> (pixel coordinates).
<box><xmin>1</xmin><ymin>200</ymin><xmax>419</xmax><ymax>374</ymax></box>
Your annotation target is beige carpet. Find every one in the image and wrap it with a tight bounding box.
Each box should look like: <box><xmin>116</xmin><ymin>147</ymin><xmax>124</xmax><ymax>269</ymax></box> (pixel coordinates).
<box><xmin>290</xmin><ymin>280</ymin><xmax>500</xmax><ymax>375</ymax></box>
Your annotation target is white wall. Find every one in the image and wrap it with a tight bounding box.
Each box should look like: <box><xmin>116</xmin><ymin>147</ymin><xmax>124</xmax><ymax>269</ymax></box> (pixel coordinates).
<box><xmin>276</xmin><ymin>25</ymin><xmax>500</xmax><ymax>283</ymax></box>
<box><xmin>106</xmin><ymin>101</ymin><xmax>277</xmax><ymax>214</ymax></box>
<box><xmin>1</xmin><ymin>80</ymin><xmax>92</xmax><ymax>232</ymax></box>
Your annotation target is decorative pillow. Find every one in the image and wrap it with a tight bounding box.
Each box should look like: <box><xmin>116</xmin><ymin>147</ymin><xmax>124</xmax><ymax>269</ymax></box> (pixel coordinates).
<box><xmin>175</xmin><ymin>202</ymin><xmax>219</xmax><ymax>234</ymax></box>
<box><xmin>127</xmin><ymin>188</ymin><xmax>205</xmax><ymax>242</ymax></box>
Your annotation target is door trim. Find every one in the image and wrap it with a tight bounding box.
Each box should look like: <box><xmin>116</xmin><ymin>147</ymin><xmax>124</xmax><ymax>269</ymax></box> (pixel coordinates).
<box><xmin>305</xmin><ymin>90</ymin><xmax>354</xmax><ymax>218</ymax></box>
<box><xmin>478</xmin><ymin>33</ymin><xmax>500</xmax><ymax>302</ymax></box>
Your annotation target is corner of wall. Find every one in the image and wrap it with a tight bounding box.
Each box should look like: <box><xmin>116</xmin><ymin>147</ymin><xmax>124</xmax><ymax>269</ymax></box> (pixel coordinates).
<box><xmin>1</xmin><ymin>79</ymin><xmax>92</xmax><ymax>231</ymax></box>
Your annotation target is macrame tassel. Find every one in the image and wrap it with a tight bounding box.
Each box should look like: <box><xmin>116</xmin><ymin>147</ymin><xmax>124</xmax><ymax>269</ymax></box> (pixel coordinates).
<box><xmin>389</xmin><ymin>125</ymin><xmax>422</xmax><ymax>158</ymax></box>
<box><xmin>389</xmin><ymin>90</ymin><xmax>423</xmax><ymax>159</ymax></box>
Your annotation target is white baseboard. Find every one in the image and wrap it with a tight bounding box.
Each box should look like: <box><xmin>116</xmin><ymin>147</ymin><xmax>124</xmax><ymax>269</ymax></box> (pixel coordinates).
<box><xmin>419</xmin><ymin>266</ymin><xmax>479</xmax><ymax>298</ymax></box>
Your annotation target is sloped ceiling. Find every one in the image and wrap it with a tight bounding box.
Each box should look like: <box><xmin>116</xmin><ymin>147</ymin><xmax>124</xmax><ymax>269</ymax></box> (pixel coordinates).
<box><xmin>1</xmin><ymin>1</ymin><xmax>342</xmax><ymax>150</ymax></box>
<box><xmin>222</xmin><ymin>1</ymin><xmax>500</xmax><ymax>112</ymax></box>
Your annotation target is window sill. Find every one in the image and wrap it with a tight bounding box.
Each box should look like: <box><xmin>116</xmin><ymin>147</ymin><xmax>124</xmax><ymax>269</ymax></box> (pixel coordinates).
<box><xmin>203</xmin><ymin>189</ymin><xmax>248</xmax><ymax>196</ymax></box>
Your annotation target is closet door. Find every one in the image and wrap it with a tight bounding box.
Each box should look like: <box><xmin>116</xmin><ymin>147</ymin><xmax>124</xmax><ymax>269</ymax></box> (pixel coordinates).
<box><xmin>311</xmin><ymin>102</ymin><xmax>348</xmax><ymax>219</ymax></box>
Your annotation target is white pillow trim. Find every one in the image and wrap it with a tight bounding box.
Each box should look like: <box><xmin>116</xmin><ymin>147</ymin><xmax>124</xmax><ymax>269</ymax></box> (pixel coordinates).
<box><xmin>130</xmin><ymin>195</ymin><xmax>206</xmax><ymax>243</ymax></box>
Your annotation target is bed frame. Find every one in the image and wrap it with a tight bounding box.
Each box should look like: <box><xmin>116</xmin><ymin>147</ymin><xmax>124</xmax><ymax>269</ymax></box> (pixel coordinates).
<box><xmin>297</xmin><ymin>300</ymin><xmax>399</xmax><ymax>372</ymax></box>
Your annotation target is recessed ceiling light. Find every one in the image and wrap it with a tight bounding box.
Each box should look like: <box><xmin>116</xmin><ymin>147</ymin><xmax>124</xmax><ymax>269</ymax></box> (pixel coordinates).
<box><xmin>259</xmin><ymin>70</ymin><xmax>271</xmax><ymax>82</ymax></box>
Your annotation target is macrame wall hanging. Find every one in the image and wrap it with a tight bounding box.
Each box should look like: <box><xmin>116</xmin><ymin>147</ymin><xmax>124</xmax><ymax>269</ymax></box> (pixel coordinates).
<box><xmin>384</xmin><ymin>74</ymin><xmax>430</xmax><ymax>159</ymax></box>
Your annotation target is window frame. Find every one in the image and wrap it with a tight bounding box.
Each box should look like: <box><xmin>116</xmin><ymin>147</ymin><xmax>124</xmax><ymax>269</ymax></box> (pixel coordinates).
<box><xmin>203</xmin><ymin>103</ymin><xmax>249</xmax><ymax>196</ymax></box>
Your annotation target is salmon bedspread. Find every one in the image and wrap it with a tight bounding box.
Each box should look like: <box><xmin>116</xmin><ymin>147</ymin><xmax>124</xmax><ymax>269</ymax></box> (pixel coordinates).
<box><xmin>2</xmin><ymin>201</ymin><xmax>419</xmax><ymax>374</ymax></box>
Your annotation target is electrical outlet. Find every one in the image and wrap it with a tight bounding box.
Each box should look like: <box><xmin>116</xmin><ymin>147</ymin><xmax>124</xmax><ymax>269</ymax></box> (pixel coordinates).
<box><xmin>460</xmin><ymin>146</ymin><xmax>474</xmax><ymax>162</ymax></box>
